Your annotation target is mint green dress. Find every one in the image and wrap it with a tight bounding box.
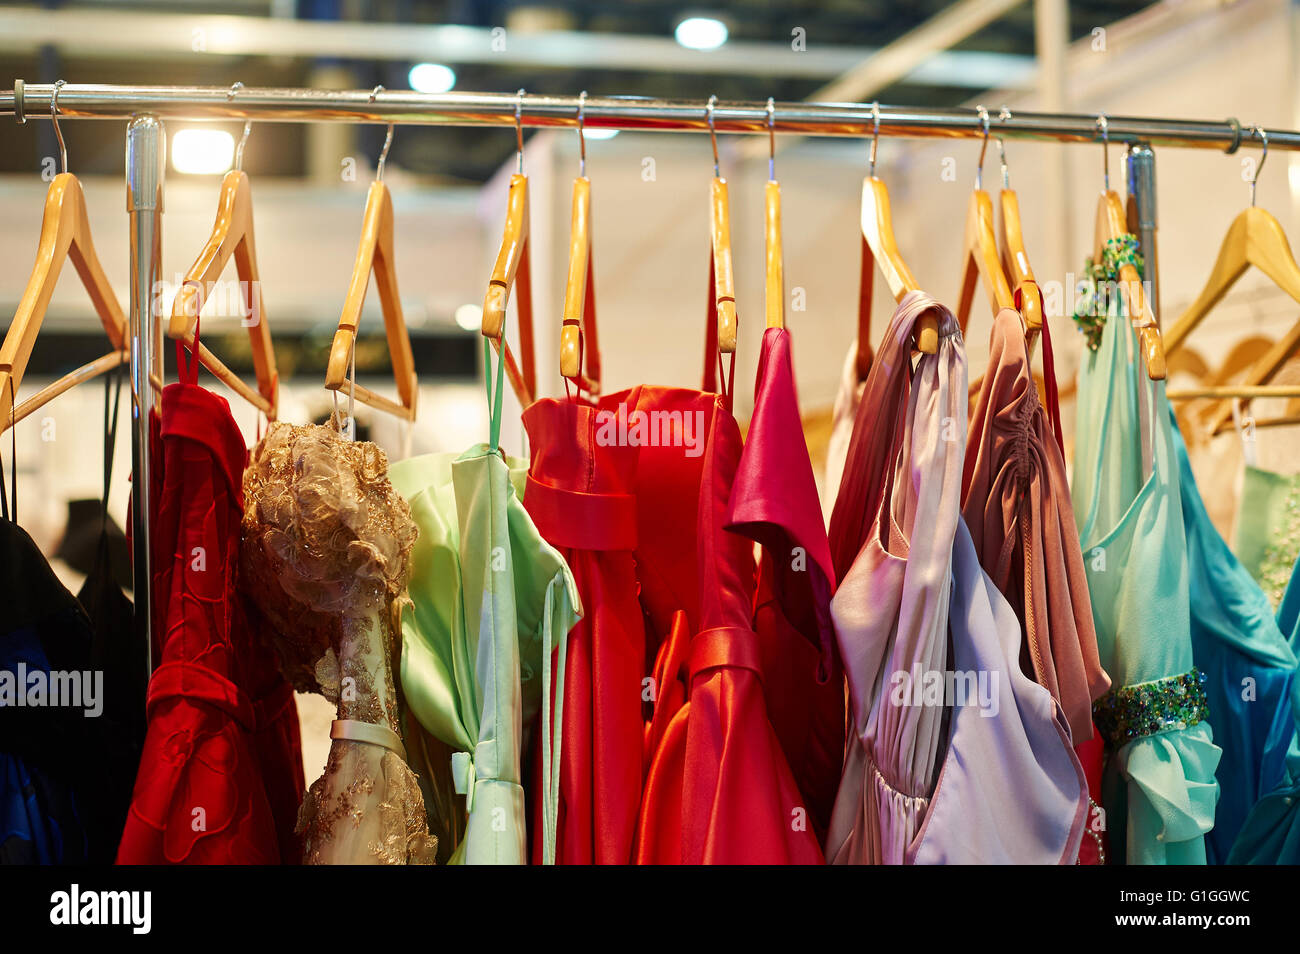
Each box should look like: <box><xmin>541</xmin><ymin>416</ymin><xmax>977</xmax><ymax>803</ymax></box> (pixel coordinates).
<box><xmin>1232</xmin><ymin>465</ymin><xmax>1300</xmax><ymax>608</ymax></box>
<box><xmin>390</xmin><ymin>342</ymin><xmax>580</xmax><ymax>864</ymax></box>
<box><xmin>1072</xmin><ymin>246</ymin><xmax>1221</xmax><ymax>864</ymax></box>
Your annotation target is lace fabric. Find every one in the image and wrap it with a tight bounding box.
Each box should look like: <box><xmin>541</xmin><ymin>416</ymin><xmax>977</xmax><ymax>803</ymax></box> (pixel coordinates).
<box><xmin>242</xmin><ymin>422</ymin><xmax>435</xmax><ymax>865</ymax></box>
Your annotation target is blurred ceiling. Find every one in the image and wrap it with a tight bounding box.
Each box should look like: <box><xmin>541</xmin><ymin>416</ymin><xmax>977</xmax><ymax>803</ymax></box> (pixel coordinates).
<box><xmin>0</xmin><ymin>0</ymin><xmax>1157</xmax><ymax>182</ymax></box>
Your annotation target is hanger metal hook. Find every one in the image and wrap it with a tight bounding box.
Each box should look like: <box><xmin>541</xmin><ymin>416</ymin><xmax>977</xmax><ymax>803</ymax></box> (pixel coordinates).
<box><xmin>515</xmin><ymin>88</ymin><xmax>525</xmax><ymax>174</ymax></box>
<box><xmin>50</xmin><ymin>79</ymin><xmax>67</xmax><ymax>174</ymax></box>
<box><xmin>1097</xmin><ymin>113</ymin><xmax>1110</xmax><ymax>191</ymax></box>
<box><xmin>370</xmin><ymin>86</ymin><xmax>394</xmax><ymax>181</ymax></box>
<box><xmin>706</xmin><ymin>95</ymin><xmax>720</xmax><ymax>177</ymax></box>
<box><xmin>1250</xmin><ymin>124</ymin><xmax>1268</xmax><ymax>207</ymax></box>
<box><xmin>577</xmin><ymin>90</ymin><xmax>588</xmax><ymax>178</ymax></box>
<box><xmin>229</xmin><ymin>83</ymin><xmax>251</xmax><ymax>172</ymax></box>
<box><xmin>975</xmin><ymin>104</ymin><xmax>990</xmax><ymax>190</ymax></box>
<box><xmin>766</xmin><ymin>97</ymin><xmax>776</xmax><ymax>182</ymax></box>
<box><xmin>869</xmin><ymin>101</ymin><xmax>880</xmax><ymax>177</ymax></box>
<box><xmin>997</xmin><ymin>105</ymin><xmax>1011</xmax><ymax>189</ymax></box>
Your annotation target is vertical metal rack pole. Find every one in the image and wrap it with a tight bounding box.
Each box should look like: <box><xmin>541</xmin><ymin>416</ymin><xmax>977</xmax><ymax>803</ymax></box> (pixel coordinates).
<box><xmin>125</xmin><ymin>116</ymin><xmax>163</xmax><ymax>678</ymax></box>
<box><xmin>1126</xmin><ymin>142</ymin><xmax>1160</xmax><ymax>321</ymax></box>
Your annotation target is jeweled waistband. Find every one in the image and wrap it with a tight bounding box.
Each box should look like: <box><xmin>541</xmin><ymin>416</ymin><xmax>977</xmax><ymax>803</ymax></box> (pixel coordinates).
<box><xmin>1092</xmin><ymin>668</ymin><xmax>1209</xmax><ymax>748</ymax></box>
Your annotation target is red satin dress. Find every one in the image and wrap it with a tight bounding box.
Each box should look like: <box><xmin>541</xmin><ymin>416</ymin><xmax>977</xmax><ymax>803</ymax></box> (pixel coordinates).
<box><xmin>724</xmin><ymin>327</ymin><xmax>843</xmax><ymax>842</ymax></box>
<box><xmin>525</xmin><ymin>301</ymin><xmax>823</xmax><ymax>863</ymax></box>
<box><xmin>522</xmin><ymin>397</ymin><xmax>645</xmax><ymax>865</ymax></box>
<box><xmin>118</xmin><ymin>336</ymin><xmax>303</xmax><ymax>864</ymax></box>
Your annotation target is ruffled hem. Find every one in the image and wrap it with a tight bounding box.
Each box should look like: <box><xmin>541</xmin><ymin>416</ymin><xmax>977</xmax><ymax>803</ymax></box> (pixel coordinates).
<box><xmin>1113</xmin><ymin>721</ymin><xmax>1221</xmax><ymax>864</ymax></box>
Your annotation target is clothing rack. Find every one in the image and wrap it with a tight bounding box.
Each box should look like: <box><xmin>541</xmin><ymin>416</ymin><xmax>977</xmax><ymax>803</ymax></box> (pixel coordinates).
<box><xmin>2</xmin><ymin>81</ymin><xmax>1296</xmax><ymax>689</ymax></box>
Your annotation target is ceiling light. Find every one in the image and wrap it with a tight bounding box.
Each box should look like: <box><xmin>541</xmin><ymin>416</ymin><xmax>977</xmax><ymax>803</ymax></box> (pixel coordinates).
<box><xmin>454</xmin><ymin>303</ymin><xmax>482</xmax><ymax>331</ymax></box>
<box><xmin>171</xmin><ymin>128</ymin><xmax>234</xmax><ymax>175</ymax></box>
<box><xmin>409</xmin><ymin>63</ymin><xmax>456</xmax><ymax>94</ymax></box>
<box><xmin>674</xmin><ymin>16</ymin><xmax>728</xmax><ymax>51</ymax></box>
<box><xmin>584</xmin><ymin>128</ymin><xmax>619</xmax><ymax>140</ymax></box>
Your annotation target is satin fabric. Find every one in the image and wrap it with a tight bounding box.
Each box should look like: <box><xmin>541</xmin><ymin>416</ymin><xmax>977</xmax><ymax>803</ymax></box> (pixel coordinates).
<box><xmin>521</xmin><ymin>395</ymin><xmax>644</xmax><ymax>865</ymax></box>
<box><xmin>963</xmin><ymin>308</ymin><xmax>1109</xmax><ymax>741</ymax></box>
<box><xmin>1169</xmin><ymin>411</ymin><xmax>1300</xmax><ymax>862</ymax></box>
<box><xmin>632</xmin><ymin>387</ymin><xmax>824</xmax><ymax>864</ymax></box>
<box><xmin>725</xmin><ymin>326</ymin><xmax>843</xmax><ymax>842</ymax></box>
<box><xmin>821</xmin><ymin>341</ymin><xmax>866</xmax><ymax>525</ymax></box>
<box><xmin>962</xmin><ymin>308</ymin><xmax>1110</xmax><ymax>863</ymax></box>
<box><xmin>1229</xmin><ymin>559</ymin><xmax>1300</xmax><ymax>863</ymax></box>
<box><xmin>1072</xmin><ymin>293</ymin><xmax>1221</xmax><ymax>865</ymax></box>
<box><xmin>118</xmin><ymin>352</ymin><xmax>304</xmax><ymax>864</ymax></box>
<box><xmin>392</xmin><ymin>344</ymin><xmax>581</xmax><ymax>864</ymax></box>
<box><xmin>826</xmin><ymin>291</ymin><xmax>1085</xmax><ymax>864</ymax></box>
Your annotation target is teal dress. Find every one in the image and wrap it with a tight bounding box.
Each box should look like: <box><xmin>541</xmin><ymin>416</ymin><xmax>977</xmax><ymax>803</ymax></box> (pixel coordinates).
<box><xmin>1073</xmin><ymin>250</ymin><xmax>1221</xmax><ymax>864</ymax></box>
<box><xmin>390</xmin><ymin>341</ymin><xmax>581</xmax><ymax>864</ymax></box>
<box><xmin>1227</xmin><ymin>558</ymin><xmax>1300</xmax><ymax>863</ymax></box>
<box><xmin>1169</xmin><ymin>409</ymin><xmax>1300</xmax><ymax>862</ymax></box>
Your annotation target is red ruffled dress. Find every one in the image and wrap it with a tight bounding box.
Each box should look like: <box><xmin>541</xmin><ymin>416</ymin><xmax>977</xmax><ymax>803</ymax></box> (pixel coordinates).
<box><xmin>118</xmin><ymin>336</ymin><xmax>303</xmax><ymax>864</ymax></box>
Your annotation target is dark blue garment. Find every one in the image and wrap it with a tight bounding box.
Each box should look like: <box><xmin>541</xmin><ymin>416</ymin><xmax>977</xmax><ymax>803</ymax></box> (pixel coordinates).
<box><xmin>1228</xmin><ymin>558</ymin><xmax>1300</xmax><ymax>864</ymax></box>
<box><xmin>1170</xmin><ymin>409</ymin><xmax>1300</xmax><ymax>863</ymax></box>
<box><xmin>1</xmin><ymin>630</ymin><xmax>76</xmax><ymax>865</ymax></box>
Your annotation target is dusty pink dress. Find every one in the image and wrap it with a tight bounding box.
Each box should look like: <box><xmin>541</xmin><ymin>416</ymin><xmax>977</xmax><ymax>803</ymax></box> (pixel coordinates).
<box><xmin>962</xmin><ymin>308</ymin><xmax>1111</xmax><ymax>741</ymax></box>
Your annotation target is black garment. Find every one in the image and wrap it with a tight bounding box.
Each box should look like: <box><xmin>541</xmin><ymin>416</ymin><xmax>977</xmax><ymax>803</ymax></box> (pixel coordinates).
<box><xmin>0</xmin><ymin>518</ymin><xmax>92</xmax><ymax>865</ymax></box>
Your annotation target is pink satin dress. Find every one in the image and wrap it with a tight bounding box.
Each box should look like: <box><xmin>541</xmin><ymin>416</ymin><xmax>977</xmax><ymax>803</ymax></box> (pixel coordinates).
<box><xmin>825</xmin><ymin>291</ymin><xmax>1086</xmax><ymax>864</ymax></box>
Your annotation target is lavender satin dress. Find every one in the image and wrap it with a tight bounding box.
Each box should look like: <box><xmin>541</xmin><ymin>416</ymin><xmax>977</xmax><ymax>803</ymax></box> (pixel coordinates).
<box><xmin>825</xmin><ymin>291</ymin><xmax>1086</xmax><ymax>864</ymax></box>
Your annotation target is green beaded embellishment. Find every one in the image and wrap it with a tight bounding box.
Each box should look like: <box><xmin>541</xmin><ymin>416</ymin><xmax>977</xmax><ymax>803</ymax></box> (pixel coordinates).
<box><xmin>1073</xmin><ymin>233</ymin><xmax>1144</xmax><ymax>351</ymax></box>
<box><xmin>1092</xmin><ymin>668</ymin><xmax>1209</xmax><ymax>748</ymax></box>
<box><xmin>1256</xmin><ymin>479</ymin><xmax>1300</xmax><ymax>609</ymax></box>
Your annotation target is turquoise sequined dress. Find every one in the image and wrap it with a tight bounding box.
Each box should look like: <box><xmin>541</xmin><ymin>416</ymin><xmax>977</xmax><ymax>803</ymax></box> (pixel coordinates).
<box><xmin>1072</xmin><ymin>241</ymin><xmax>1221</xmax><ymax>864</ymax></box>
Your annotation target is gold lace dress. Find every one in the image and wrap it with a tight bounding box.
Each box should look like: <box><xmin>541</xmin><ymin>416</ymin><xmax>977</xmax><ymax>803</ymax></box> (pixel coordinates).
<box><xmin>241</xmin><ymin>422</ymin><xmax>436</xmax><ymax>865</ymax></box>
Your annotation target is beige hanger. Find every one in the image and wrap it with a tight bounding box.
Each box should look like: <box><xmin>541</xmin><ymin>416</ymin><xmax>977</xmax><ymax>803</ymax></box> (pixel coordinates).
<box><xmin>858</xmin><ymin>102</ymin><xmax>934</xmax><ymax>381</ymax></box>
<box><xmin>480</xmin><ymin>90</ymin><xmax>537</xmax><ymax>407</ymax></box>
<box><xmin>1</xmin><ymin>82</ymin><xmax>130</xmax><ymax>432</ymax></box>
<box><xmin>1093</xmin><ymin>116</ymin><xmax>1166</xmax><ymax>380</ymax></box>
<box><xmin>167</xmin><ymin>96</ymin><xmax>279</xmax><ymax>417</ymax></box>
<box><xmin>1165</xmin><ymin>128</ymin><xmax>1300</xmax><ymax>430</ymax></box>
<box><xmin>706</xmin><ymin>96</ymin><xmax>738</xmax><ymax>354</ymax></box>
<box><xmin>993</xmin><ymin>110</ymin><xmax>1044</xmax><ymax>349</ymax></box>
<box><xmin>559</xmin><ymin>91</ymin><xmax>601</xmax><ymax>394</ymax></box>
<box><xmin>325</xmin><ymin>94</ymin><xmax>418</xmax><ymax>421</ymax></box>
<box><xmin>957</xmin><ymin>107</ymin><xmax>1016</xmax><ymax>335</ymax></box>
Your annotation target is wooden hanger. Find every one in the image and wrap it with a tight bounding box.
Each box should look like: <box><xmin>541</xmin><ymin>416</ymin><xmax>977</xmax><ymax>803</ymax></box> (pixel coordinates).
<box><xmin>1165</xmin><ymin>129</ymin><xmax>1300</xmax><ymax>428</ymax></box>
<box><xmin>764</xmin><ymin>100</ymin><xmax>784</xmax><ymax>331</ymax></box>
<box><xmin>325</xmin><ymin>111</ymin><xmax>418</xmax><ymax>421</ymax></box>
<box><xmin>706</xmin><ymin>97</ymin><xmax>738</xmax><ymax>355</ymax></box>
<box><xmin>858</xmin><ymin>103</ymin><xmax>934</xmax><ymax>382</ymax></box>
<box><xmin>559</xmin><ymin>92</ymin><xmax>601</xmax><ymax>394</ymax></box>
<box><xmin>1</xmin><ymin>87</ymin><xmax>130</xmax><ymax>432</ymax></box>
<box><xmin>167</xmin><ymin>117</ymin><xmax>279</xmax><ymax>417</ymax></box>
<box><xmin>956</xmin><ymin>109</ymin><xmax>1015</xmax><ymax>335</ymax></box>
<box><xmin>992</xmin><ymin>112</ymin><xmax>1044</xmax><ymax>348</ymax></box>
<box><xmin>480</xmin><ymin>91</ymin><xmax>537</xmax><ymax>407</ymax></box>
<box><xmin>1093</xmin><ymin>117</ymin><xmax>1166</xmax><ymax>380</ymax></box>
<box><xmin>1199</xmin><ymin>325</ymin><xmax>1300</xmax><ymax>434</ymax></box>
